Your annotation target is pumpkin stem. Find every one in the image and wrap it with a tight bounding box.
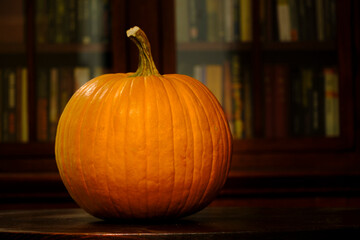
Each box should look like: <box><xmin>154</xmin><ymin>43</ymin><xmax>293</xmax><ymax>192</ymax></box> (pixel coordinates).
<box><xmin>127</xmin><ymin>26</ymin><xmax>161</xmax><ymax>77</ymax></box>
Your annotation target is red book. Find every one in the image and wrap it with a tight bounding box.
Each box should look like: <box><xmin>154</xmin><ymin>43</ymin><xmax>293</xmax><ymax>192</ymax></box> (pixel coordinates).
<box><xmin>263</xmin><ymin>64</ymin><xmax>274</xmax><ymax>138</ymax></box>
<box><xmin>273</xmin><ymin>64</ymin><xmax>289</xmax><ymax>138</ymax></box>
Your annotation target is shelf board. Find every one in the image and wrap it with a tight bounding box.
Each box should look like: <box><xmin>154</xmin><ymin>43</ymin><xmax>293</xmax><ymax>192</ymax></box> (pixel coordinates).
<box><xmin>262</xmin><ymin>41</ymin><xmax>336</xmax><ymax>51</ymax></box>
<box><xmin>36</xmin><ymin>43</ymin><xmax>111</xmax><ymax>54</ymax></box>
<box><xmin>232</xmin><ymin>136</ymin><xmax>353</xmax><ymax>153</ymax></box>
<box><xmin>177</xmin><ymin>41</ymin><xmax>336</xmax><ymax>52</ymax></box>
<box><xmin>177</xmin><ymin>42</ymin><xmax>252</xmax><ymax>52</ymax></box>
<box><xmin>0</xmin><ymin>142</ymin><xmax>55</xmax><ymax>157</ymax></box>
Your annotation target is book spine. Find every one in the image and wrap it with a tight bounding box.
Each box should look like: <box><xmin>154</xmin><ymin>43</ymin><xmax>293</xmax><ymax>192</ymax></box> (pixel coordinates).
<box><xmin>0</xmin><ymin>69</ymin><xmax>2</xmax><ymax>141</ymax></box>
<box><xmin>188</xmin><ymin>0</ymin><xmax>199</xmax><ymax>41</ymax></box>
<box><xmin>243</xmin><ymin>67</ymin><xmax>253</xmax><ymax>138</ymax></box>
<box><xmin>263</xmin><ymin>64</ymin><xmax>274</xmax><ymax>138</ymax></box>
<box><xmin>7</xmin><ymin>69</ymin><xmax>17</xmax><ymax>142</ymax></box>
<box><xmin>206</xmin><ymin>0</ymin><xmax>221</xmax><ymax>42</ymax></box>
<box><xmin>205</xmin><ymin>64</ymin><xmax>223</xmax><ymax>105</ymax></box>
<box><xmin>301</xmin><ymin>68</ymin><xmax>313</xmax><ymax>136</ymax></box>
<box><xmin>231</xmin><ymin>54</ymin><xmax>243</xmax><ymax>139</ymax></box>
<box><xmin>176</xmin><ymin>0</ymin><xmax>189</xmax><ymax>43</ymax></box>
<box><xmin>240</xmin><ymin>0</ymin><xmax>252</xmax><ymax>42</ymax></box>
<box><xmin>273</xmin><ymin>64</ymin><xmax>289</xmax><ymax>138</ymax></box>
<box><xmin>324</xmin><ymin>67</ymin><xmax>340</xmax><ymax>137</ymax></box>
<box><xmin>224</xmin><ymin>0</ymin><xmax>235</xmax><ymax>42</ymax></box>
<box><xmin>288</xmin><ymin>0</ymin><xmax>299</xmax><ymax>41</ymax></box>
<box><xmin>311</xmin><ymin>67</ymin><xmax>325</xmax><ymax>135</ymax></box>
<box><xmin>78</xmin><ymin>0</ymin><xmax>91</xmax><ymax>44</ymax></box>
<box><xmin>290</xmin><ymin>67</ymin><xmax>302</xmax><ymax>136</ymax></box>
<box><xmin>37</xmin><ymin>68</ymin><xmax>49</xmax><ymax>141</ymax></box>
<box><xmin>55</xmin><ymin>0</ymin><xmax>67</xmax><ymax>43</ymax></box>
<box><xmin>2</xmin><ymin>69</ymin><xmax>9</xmax><ymax>141</ymax></box>
<box><xmin>316</xmin><ymin>0</ymin><xmax>325</xmax><ymax>41</ymax></box>
<box><xmin>20</xmin><ymin>68</ymin><xmax>29</xmax><ymax>142</ymax></box>
<box><xmin>36</xmin><ymin>0</ymin><xmax>48</xmax><ymax>44</ymax></box>
<box><xmin>49</xmin><ymin>68</ymin><xmax>59</xmax><ymax>141</ymax></box>
<box><xmin>74</xmin><ymin>67</ymin><xmax>90</xmax><ymax>90</ymax></box>
<box><xmin>276</xmin><ymin>0</ymin><xmax>291</xmax><ymax>41</ymax></box>
<box><xmin>16</xmin><ymin>68</ymin><xmax>23</xmax><ymax>142</ymax></box>
<box><xmin>223</xmin><ymin>60</ymin><xmax>234</xmax><ymax>133</ymax></box>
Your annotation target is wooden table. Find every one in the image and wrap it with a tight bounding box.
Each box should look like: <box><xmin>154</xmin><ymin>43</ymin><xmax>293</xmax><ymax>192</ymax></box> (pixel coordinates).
<box><xmin>0</xmin><ymin>207</ymin><xmax>360</xmax><ymax>239</ymax></box>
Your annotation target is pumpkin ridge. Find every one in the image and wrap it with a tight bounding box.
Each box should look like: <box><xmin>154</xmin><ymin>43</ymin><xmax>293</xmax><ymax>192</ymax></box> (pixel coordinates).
<box><xmin>187</xmin><ymin>78</ymin><xmax>226</xmax><ymax>204</ymax></box>
<box><xmin>112</xmin><ymin>78</ymin><xmax>134</xmax><ymax>217</ymax></box>
<box><xmin>123</xmin><ymin>78</ymin><xmax>136</xmax><ymax>217</ymax></box>
<box><xmin>63</xmin><ymin>75</ymin><xmax>113</xmax><ymax>213</ymax></box>
<box><xmin>195</xmin><ymin>76</ymin><xmax>232</xmax><ymax>193</ymax></box>
<box><xmin>170</xmin><ymin>74</ymin><xmax>229</xmax><ymax>209</ymax></box>
<box><xmin>182</xmin><ymin>75</ymin><xmax>232</xmax><ymax>203</ymax></box>
<box><xmin>94</xmin><ymin>78</ymin><xmax>125</xmax><ymax>217</ymax></box>
<box><xmin>78</xmin><ymin>76</ymin><xmax>119</xmax><ymax>215</ymax></box>
<box><xmin>157</xmin><ymin>77</ymin><xmax>177</xmax><ymax>217</ymax></box>
<box><xmin>61</xmin><ymin>81</ymin><xmax>102</xmax><ymax>211</ymax></box>
<box><xmin>143</xmin><ymin>76</ymin><xmax>149</xmax><ymax>218</ymax></box>
<box><xmin>162</xmin><ymin>76</ymin><xmax>191</xmax><ymax>216</ymax></box>
<box><xmin>104</xmin><ymin>79</ymin><xmax>130</xmax><ymax>218</ymax></box>
<box><xmin>162</xmin><ymin>75</ymin><xmax>199</xmax><ymax>217</ymax></box>
<box><xmin>166</xmin><ymin>74</ymin><xmax>214</xmax><ymax>213</ymax></box>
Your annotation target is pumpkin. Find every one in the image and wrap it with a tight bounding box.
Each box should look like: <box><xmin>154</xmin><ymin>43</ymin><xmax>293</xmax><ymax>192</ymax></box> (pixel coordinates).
<box><xmin>55</xmin><ymin>26</ymin><xmax>232</xmax><ymax>220</ymax></box>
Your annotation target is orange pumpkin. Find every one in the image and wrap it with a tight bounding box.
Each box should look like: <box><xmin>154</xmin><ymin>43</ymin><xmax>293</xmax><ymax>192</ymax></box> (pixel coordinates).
<box><xmin>55</xmin><ymin>26</ymin><xmax>232</xmax><ymax>220</ymax></box>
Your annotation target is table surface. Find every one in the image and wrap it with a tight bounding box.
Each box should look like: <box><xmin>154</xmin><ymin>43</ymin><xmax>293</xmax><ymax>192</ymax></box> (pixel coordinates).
<box><xmin>0</xmin><ymin>207</ymin><xmax>360</xmax><ymax>239</ymax></box>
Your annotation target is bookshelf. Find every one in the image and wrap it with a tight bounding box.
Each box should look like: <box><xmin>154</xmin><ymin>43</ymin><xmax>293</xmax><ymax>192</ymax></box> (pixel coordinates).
<box><xmin>175</xmin><ymin>0</ymin><xmax>360</xmax><ymax>206</ymax></box>
<box><xmin>0</xmin><ymin>0</ymin><xmax>360</xmax><ymax>208</ymax></box>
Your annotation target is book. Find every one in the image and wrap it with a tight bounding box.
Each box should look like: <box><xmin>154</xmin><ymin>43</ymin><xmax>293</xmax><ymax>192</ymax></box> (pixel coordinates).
<box><xmin>240</xmin><ymin>0</ymin><xmax>252</xmax><ymax>42</ymax></box>
<box><xmin>20</xmin><ymin>68</ymin><xmax>29</xmax><ymax>142</ymax></box>
<box><xmin>49</xmin><ymin>68</ymin><xmax>59</xmax><ymax>140</ymax></box>
<box><xmin>288</xmin><ymin>0</ymin><xmax>299</xmax><ymax>41</ymax></box>
<box><xmin>223</xmin><ymin>60</ymin><xmax>234</xmax><ymax>132</ymax></box>
<box><xmin>74</xmin><ymin>67</ymin><xmax>91</xmax><ymax>90</ymax></box>
<box><xmin>231</xmin><ymin>54</ymin><xmax>243</xmax><ymax>139</ymax></box>
<box><xmin>6</xmin><ymin>69</ymin><xmax>17</xmax><ymax>142</ymax></box>
<box><xmin>243</xmin><ymin>67</ymin><xmax>253</xmax><ymax>138</ymax></box>
<box><xmin>276</xmin><ymin>0</ymin><xmax>291</xmax><ymax>41</ymax></box>
<box><xmin>263</xmin><ymin>64</ymin><xmax>274</xmax><ymax>138</ymax></box>
<box><xmin>37</xmin><ymin>68</ymin><xmax>49</xmax><ymax>141</ymax></box>
<box><xmin>35</xmin><ymin>0</ymin><xmax>110</xmax><ymax>44</ymax></box>
<box><xmin>324</xmin><ymin>67</ymin><xmax>340</xmax><ymax>137</ymax></box>
<box><xmin>206</xmin><ymin>0</ymin><xmax>222</xmax><ymax>42</ymax></box>
<box><xmin>205</xmin><ymin>64</ymin><xmax>223</xmax><ymax>105</ymax></box>
<box><xmin>176</xmin><ymin>0</ymin><xmax>189</xmax><ymax>43</ymax></box>
<box><xmin>223</xmin><ymin>0</ymin><xmax>235</xmax><ymax>43</ymax></box>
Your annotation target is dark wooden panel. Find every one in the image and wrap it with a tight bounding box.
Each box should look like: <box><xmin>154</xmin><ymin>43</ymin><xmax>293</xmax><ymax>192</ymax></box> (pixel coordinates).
<box><xmin>127</xmin><ymin>0</ymin><xmax>161</xmax><ymax>73</ymax></box>
<box><xmin>336</xmin><ymin>0</ymin><xmax>355</xmax><ymax>148</ymax></box>
<box><xmin>111</xmin><ymin>0</ymin><xmax>127</xmax><ymax>73</ymax></box>
<box><xmin>159</xmin><ymin>0</ymin><xmax>175</xmax><ymax>74</ymax></box>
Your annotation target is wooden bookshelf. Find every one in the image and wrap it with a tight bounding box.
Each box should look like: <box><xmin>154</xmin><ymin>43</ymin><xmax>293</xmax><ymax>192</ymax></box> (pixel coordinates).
<box><xmin>0</xmin><ymin>0</ymin><xmax>360</xmax><ymax>209</ymax></box>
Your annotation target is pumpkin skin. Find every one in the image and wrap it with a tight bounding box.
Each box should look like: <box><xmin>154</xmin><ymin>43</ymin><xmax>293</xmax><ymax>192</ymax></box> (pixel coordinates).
<box><xmin>55</xmin><ymin>27</ymin><xmax>232</xmax><ymax>220</ymax></box>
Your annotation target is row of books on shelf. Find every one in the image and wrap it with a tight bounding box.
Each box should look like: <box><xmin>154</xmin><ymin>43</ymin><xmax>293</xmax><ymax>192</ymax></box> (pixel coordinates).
<box><xmin>0</xmin><ymin>65</ymin><xmax>107</xmax><ymax>143</ymax></box>
<box><xmin>36</xmin><ymin>66</ymin><xmax>107</xmax><ymax>142</ymax></box>
<box><xmin>183</xmin><ymin>54</ymin><xmax>253</xmax><ymax>139</ymax></box>
<box><xmin>0</xmin><ymin>67</ymin><xmax>28</xmax><ymax>142</ymax></box>
<box><xmin>264</xmin><ymin>64</ymin><xmax>339</xmax><ymax>138</ymax></box>
<box><xmin>183</xmin><ymin>57</ymin><xmax>339</xmax><ymax>139</ymax></box>
<box><xmin>176</xmin><ymin>0</ymin><xmax>336</xmax><ymax>44</ymax></box>
<box><xmin>265</xmin><ymin>0</ymin><xmax>337</xmax><ymax>42</ymax></box>
<box><xmin>176</xmin><ymin>0</ymin><xmax>252</xmax><ymax>43</ymax></box>
<box><xmin>36</xmin><ymin>0</ymin><xmax>110</xmax><ymax>44</ymax></box>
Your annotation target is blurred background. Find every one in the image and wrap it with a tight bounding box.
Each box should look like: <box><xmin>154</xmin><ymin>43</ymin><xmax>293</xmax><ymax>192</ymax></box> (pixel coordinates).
<box><xmin>0</xmin><ymin>0</ymin><xmax>359</xmax><ymax>209</ymax></box>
